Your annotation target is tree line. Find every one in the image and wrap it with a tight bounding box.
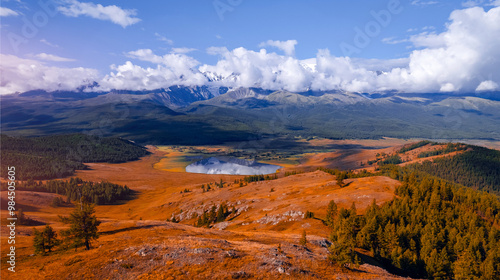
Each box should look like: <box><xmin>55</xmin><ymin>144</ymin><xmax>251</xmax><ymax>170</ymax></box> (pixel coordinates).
<box><xmin>195</xmin><ymin>202</ymin><xmax>236</xmax><ymax>227</ymax></box>
<box><xmin>407</xmin><ymin>145</ymin><xmax>500</xmax><ymax>195</ymax></box>
<box><xmin>0</xmin><ymin>134</ymin><xmax>150</xmax><ymax>180</ymax></box>
<box><xmin>2</xmin><ymin>177</ymin><xmax>132</xmax><ymax>205</ymax></box>
<box><xmin>417</xmin><ymin>143</ymin><xmax>467</xmax><ymax>158</ymax></box>
<box><xmin>397</xmin><ymin>140</ymin><xmax>433</xmax><ymax>154</ymax></box>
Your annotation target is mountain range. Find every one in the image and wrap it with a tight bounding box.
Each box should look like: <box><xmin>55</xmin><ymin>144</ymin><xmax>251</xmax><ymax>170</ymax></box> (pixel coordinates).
<box><xmin>1</xmin><ymin>86</ymin><xmax>500</xmax><ymax>144</ymax></box>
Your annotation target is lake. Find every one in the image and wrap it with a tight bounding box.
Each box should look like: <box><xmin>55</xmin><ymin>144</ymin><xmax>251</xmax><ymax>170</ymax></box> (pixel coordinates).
<box><xmin>185</xmin><ymin>157</ymin><xmax>282</xmax><ymax>175</ymax></box>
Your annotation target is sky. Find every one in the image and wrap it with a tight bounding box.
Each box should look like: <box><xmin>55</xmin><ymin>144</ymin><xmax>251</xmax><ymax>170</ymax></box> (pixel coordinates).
<box><xmin>0</xmin><ymin>0</ymin><xmax>499</xmax><ymax>94</ymax></box>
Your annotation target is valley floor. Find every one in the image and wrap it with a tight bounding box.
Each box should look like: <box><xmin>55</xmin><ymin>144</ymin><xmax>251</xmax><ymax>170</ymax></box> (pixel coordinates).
<box><xmin>6</xmin><ymin>138</ymin><xmax>498</xmax><ymax>279</ymax></box>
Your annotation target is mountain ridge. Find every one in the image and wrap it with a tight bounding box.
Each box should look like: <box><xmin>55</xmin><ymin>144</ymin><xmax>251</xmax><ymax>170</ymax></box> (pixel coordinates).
<box><xmin>2</xmin><ymin>86</ymin><xmax>500</xmax><ymax>144</ymax></box>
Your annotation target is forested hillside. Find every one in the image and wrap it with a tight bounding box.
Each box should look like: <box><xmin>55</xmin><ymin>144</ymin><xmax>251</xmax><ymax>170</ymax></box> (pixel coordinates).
<box><xmin>0</xmin><ymin>134</ymin><xmax>150</xmax><ymax>180</ymax></box>
<box><xmin>406</xmin><ymin>145</ymin><xmax>500</xmax><ymax>195</ymax></box>
<box><xmin>0</xmin><ymin>177</ymin><xmax>132</xmax><ymax>205</ymax></box>
<box><xmin>328</xmin><ymin>165</ymin><xmax>500</xmax><ymax>279</ymax></box>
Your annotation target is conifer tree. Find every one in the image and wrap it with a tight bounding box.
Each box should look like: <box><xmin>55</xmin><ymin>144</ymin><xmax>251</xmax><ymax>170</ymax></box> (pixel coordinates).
<box><xmin>60</xmin><ymin>202</ymin><xmax>100</xmax><ymax>250</ymax></box>
<box><xmin>326</xmin><ymin>200</ymin><xmax>338</xmax><ymax>227</ymax></box>
<box><xmin>33</xmin><ymin>225</ymin><xmax>58</xmax><ymax>255</ymax></box>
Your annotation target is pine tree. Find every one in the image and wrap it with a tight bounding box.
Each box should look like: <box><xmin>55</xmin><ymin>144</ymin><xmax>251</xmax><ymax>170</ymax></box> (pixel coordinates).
<box><xmin>453</xmin><ymin>248</ymin><xmax>481</xmax><ymax>280</ymax></box>
<box><xmin>329</xmin><ymin>235</ymin><xmax>360</xmax><ymax>268</ymax></box>
<box><xmin>33</xmin><ymin>225</ymin><xmax>58</xmax><ymax>255</ymax></box>
<box><xmin>43</xmin><ymin>225</ymin><xmax>58</xmax><ymax>252</ymax></box>
<box><xmin>60</xmin><ymin>202</ymin><xmax>101</xmax><ymax>250</ymax></box>
<box><xmin>336</xmin><ymin>172</ymin><xmax>346</xmax><ymax>188</ymax></box>
<box><xmin>325</xmin><ymin>200</ymin><xmax>338</xmax><ymax>228</ymax></box>
<box><xmin>33</xmin><ymin>228</ymin><xmax>45</xmax><ymax>255</ymax></box>
<box><xmin>216</xmin><ymin>204</ymin><xmax>226</xmax><ymax>222</ymax></box>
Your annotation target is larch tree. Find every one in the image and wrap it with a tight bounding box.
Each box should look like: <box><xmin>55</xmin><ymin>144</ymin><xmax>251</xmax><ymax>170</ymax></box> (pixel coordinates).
<box><xmin>60</xmin><ymin>202</ymin><xmax>101</xmax><ymax>250</ymax></box>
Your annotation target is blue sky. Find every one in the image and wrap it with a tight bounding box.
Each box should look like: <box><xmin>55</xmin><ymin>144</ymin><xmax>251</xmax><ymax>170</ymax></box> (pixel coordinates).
<box><xmin>1</xmin><ymin>0</ymin><xmax>499</xmax><ymax>94</ymax></box>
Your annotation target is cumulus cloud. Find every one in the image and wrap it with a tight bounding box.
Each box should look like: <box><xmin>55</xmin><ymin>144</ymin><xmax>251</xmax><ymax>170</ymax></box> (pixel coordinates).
<box><xmin>409</xmin><ymin>31</ymin><xmax>446</xmax><ymax>48</ymax></box>
<box><xmin>58</xmin><ymin>0</ymin><xmax>141</xmax><ymax>28</ymax></box>
<box><xmin>104</xmin><ymin>6</ymin><xmax>500</xmax><ymax>93</ymax></box>
<box><xmin>259</xmin><ymin>40</ymin><xmax>298</xmax><ymax>56</ymax></box>
<box><xmin>1</xmin><ymin>6</ymin><xmax>499</xmax><ymax>95</ymax></box>
<box><xmin>476</xmin><ymin>80</ymin><xmax>499</xmax><ymax>91</ymax></box>
<box><xmin>99</xmin><ymin>49</ymin><xmax>207</xmax><ymax>90</ymax></box>
<box><xmin>33</xmin><ymin>53</ymin><xmax>76</xmax><ymax>62</ymax></box>
<box><xmin>200</xmin><ymin>47</ymin><xmax>312</xmax><ymax>92</ymax></box>
<box><xmin>201</xmin><ymin>4</ymin><xmax>500</xmax><ymax>94</ymax></box>
<box><xmin>0</xmin><ymin>54</ymin><xmax>98</xmax><ymax>95</ymax></box>
<box><xmin>0</xmin><ymin>7</ymin><xmax>19</xmax><ymax>16</ymax></box>
<box><xmin>350</xmin><ymin>58</ymin><xmax>409</xmax><ymax>72</ymax></box>
<box><xmin>387</xmin><ymin>6</ymin><xmax>500</xmax><ymax>92</ymax></box>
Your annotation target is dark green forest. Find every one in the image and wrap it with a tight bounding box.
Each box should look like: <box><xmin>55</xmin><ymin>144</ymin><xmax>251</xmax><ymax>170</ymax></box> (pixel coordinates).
<box><xmin>416</xmin><ymin>143</ymin><xmax>468</xmax><ymax>158</ymax></box>
<box><xmin>1</xmin><ymin>177</ymin><xmax>132</xmax><ymax>205</ymax></box>
<box><xmin>407</xmin><ymin>145</ymin><xmax>500</xmax><ymax>195</ymax></box>
<box><xmin>1</xmin><ymin>134</ymin><xmax>150</xmax><ymax>180</ymax></box>
<box><xmin>327</xmin><ymin>164</ymin><xmax>500</xmax><ymax>279</ymax></box>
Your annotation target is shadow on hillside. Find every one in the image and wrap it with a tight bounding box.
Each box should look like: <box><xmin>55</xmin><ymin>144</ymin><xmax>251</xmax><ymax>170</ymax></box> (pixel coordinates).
<box><xmin>100</xmin><ymin>224</ymin><xmax>157</xmax><ymax>236</ymax></box>
<box><xmin>356</xmin><ymin>251</ymin><xmax>422</xmax><ymax>279</ymax></box>
<box><xmin>0</xmin><ymin>197</ymin><xmax>40</xmax><ymax>212</ymax></box>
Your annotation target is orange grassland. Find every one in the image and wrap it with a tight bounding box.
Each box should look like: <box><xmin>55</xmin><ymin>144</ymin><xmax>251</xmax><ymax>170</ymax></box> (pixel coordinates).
<box><xmin>0</xmin><ymin>140</ymin><xmax>442</xmax><ymax>280</ymax></box>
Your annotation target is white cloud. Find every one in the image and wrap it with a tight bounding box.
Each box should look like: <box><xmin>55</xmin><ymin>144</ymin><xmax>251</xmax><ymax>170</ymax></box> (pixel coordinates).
<box><xmin>33</xmin><ymin>53</ymin><xmax>76</xmax><ymax>62</ymax></box>
<box><xmin>258</xmin><ymin>40</ymin><xmax>298</xmax><ymax>56</ymax></box>
<box><xmin>171</xmin><ymin>47</ymin><xmax>197</xmax><ymax>54</ymax></box>
<box><xmin>463</xmin><ymin>0</ymin><xmax>500</xmax><ymax>7</ymax></box>
<box><xmin>0</xmin><ymin>7</ymin><xmax>19</xmax><ymax>16</ymax></box>
<box><xmin>58</xmin><ymin>0</ymin><xmax>141</xmax><ymax>28</ymax></box>
<box><xmin>155</xmin><ymin>33</ymin><xmax>173</xmax><ymax>45</ymax></box>
<box><xmin>40</xmin><ymin>39</ymin><xmax>59</xmax><ymax>48</ymax></box>
<box><xmin>409</xmin><ymin>31</ymin><xmax>446</xmax><ymax>48</ymax></box>
<box><xmin>476</xmin><ymin>80</ymin><xmax>498</xmax><ymax>91</ymax></box>
<box><xmin>99</xmin><ymin>49</ymin><xmax>207</xmax><ymax>90</ymax></box>
<box><xmin>0</xmin><ymin>54</ymin><xmax>98</xmax><ymax>95</ymax></box>
<box><xmin>411</xmin><ymin>0</ymin><xmax>439</xmax><ymax>6</ymax></box>
<box><xmin>382</xmin><ymin>37</ymin><xmax>409</xmax><ymax>45</ymax></box>
<box><xmin>1</xmin><ymin>6</ymin><xmax>499</xmax><ymax>95</ymax></box>
<box><xmin>351</xmin><ymin>58</ymin><xmax>409</xmax><ymax>72</ymax></box>
<box><xmin>390</xmin><ymin>6</ymin><xmax>500</xmax><ymax>93</ymax></box>
<box><xmin>206</xmin><ymin>46</ymin><xmax>228</xmax><ymax>56</ymax></box>
<box><xmin>462</xmin><ymin>0</ymin><xmax>484</xmax><ymax>7</ymax></box>
<box><xmin>200</xmin><ymin>47</ymin><xmax>312</xmax><ymax>92</ymax></box>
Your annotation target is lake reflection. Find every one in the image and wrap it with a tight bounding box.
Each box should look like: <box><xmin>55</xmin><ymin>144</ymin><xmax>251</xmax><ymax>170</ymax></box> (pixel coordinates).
<box><xmin>185</xmin><ymin>157</ymin><xmax>282</xmax><ymax>175</ymax></box>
